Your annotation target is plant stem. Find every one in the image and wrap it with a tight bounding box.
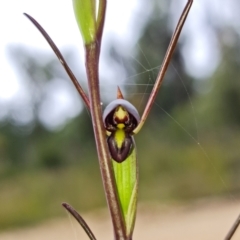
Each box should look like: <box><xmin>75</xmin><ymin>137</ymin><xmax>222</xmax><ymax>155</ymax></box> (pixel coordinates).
<box><xmin>85</xmin><ymin>42</ymin><xmax>126</xmax><ymax>240</ymax></box>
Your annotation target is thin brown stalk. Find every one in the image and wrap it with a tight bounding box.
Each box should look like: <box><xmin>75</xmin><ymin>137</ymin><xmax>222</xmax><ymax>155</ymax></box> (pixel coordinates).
<box><xmin>224</xmin><ymin>214</ymin><xmax>240</xmax><ymax>240</ymax></box>
<box><xmin>23</xmin><ymin>13</ymin><xmax>90</xmax><ymax>110</ymax></box>
<box><xmin>62</xmin><ymin>203</ymin><xmax>97</xmax><ymax>240</ymax></box>
<box><xmin>85</xmin><ymin>42</ymin><xmax>126</xmax><ymax>240</ymax></box>
<box><xmin>83</xmin><ymin>2</ymin><xmax>127</xmax><ymax>238</ymax></box>
<box><xmin>96</xmin><ymin>0</ymin><xmax>107</xmax><ymax>45</ymax></box>
<box><xmin>133</xmin><ymin>0</ymin><xmax>193</xmax><ymax>134</ymax></box>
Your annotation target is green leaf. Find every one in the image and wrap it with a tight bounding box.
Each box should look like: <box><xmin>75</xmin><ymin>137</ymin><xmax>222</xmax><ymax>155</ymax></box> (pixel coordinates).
<box><xmin>72</xmin><ymin>0</ymin><xmax>97</xmax><ymax>44</ymax></box>
<box><xmin>112</xmin><ymin>144</ymin><xmax>138</xmax><ymax>237</ymax></box>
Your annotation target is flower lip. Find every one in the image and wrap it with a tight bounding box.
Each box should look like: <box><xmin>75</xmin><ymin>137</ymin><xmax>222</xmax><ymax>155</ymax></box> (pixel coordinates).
<box><xmin>113</xmin><ymin>106</ymin><xmax>129</xmax><ymax>124</ymax></box>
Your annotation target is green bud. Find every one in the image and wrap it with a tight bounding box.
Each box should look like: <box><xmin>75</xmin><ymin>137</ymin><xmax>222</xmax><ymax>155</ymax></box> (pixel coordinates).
<box><xmin>72</xmin><ymin>0</ymin><xmax>97</xmax><ymax>44</ymax></box>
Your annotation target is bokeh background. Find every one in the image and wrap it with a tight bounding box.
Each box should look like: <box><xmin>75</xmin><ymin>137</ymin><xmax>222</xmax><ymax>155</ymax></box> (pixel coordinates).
<box><xmin>0</xmin><ymin>0</ymin><xmax>240</xmax><ymax>234</ymax></box>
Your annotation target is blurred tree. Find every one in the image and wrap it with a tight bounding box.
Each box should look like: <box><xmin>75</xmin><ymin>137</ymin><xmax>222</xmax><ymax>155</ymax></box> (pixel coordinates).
<box><xmin>0</xmin><ymin>46</ymin><xmax>95</xmax><ymax>170</ymax></box>
<box><xmin>209</xmin><ymin>29</ymin><xmax>240</xmax><ymax>127</ymax></box>
<box><xmin>181</xmin><ymin>27</ymin><xmax>240</xmax><ymax>132</ymax></box>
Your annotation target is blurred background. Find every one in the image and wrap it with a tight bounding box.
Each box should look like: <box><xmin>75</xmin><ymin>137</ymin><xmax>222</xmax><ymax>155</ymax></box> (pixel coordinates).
<box><xmin>0</xmin><ymin>0</ymin><xmax>240</xmax><ymax>235</ymax></box>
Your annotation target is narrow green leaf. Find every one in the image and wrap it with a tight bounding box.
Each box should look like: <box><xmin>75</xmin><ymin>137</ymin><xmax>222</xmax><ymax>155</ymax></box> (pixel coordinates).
<box><xmin>72</xmin><ymin>0</ymin><xmax>97</xmax><ymax>44</ymax></box>
<box><xmin>112</xmin><ymin>144</ymin><xmax>138</xmax><ymax>237</ymax></box>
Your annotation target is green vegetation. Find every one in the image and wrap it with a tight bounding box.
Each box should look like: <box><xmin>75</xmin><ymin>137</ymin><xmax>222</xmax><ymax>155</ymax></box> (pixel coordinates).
<box><xmin>0</xmin><ymin>165</ymin><xmax>104</xmax><ymax>230</ymax></box>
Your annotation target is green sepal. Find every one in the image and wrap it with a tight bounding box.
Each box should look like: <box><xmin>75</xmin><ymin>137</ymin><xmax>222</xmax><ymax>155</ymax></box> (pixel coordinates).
<box><xmin>72</xmin><ymin>0</ymin><xmax>97</xmax><ymax>44</ymax></box>
<box><xmin>112</xmin><ymin>144</ymin><xmax>138</xmax><ymax>237</ymax></box>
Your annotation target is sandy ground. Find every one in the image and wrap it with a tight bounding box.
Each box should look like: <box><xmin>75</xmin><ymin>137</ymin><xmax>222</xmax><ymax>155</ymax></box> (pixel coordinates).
<box><xmin>1</xmin><ymin>198</ymin><xmax>240</xmax><ymax>240</ymax></box>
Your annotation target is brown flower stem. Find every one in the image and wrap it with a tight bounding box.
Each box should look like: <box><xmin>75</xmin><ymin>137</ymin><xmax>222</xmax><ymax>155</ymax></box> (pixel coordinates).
<box><xmin>85</xmin><ymin>42</ymin><xmax>126</xmax><ymax>240</ymax></box>
<box><xmin>83</xmin><ymin>2</ymin><xmax>127</xmax><ymax>238</ymax></box>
